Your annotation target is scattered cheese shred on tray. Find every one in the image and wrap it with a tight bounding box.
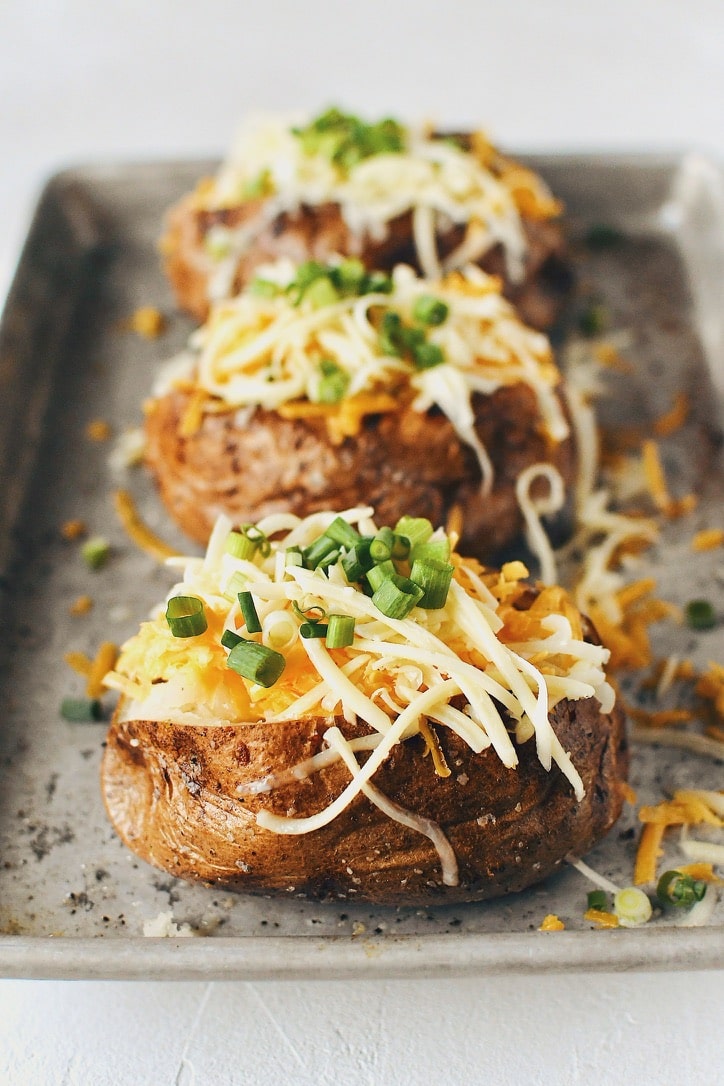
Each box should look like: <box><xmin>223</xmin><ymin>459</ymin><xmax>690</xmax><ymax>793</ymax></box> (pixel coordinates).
<box><xmin>653</xmin><ymin>391</ymin><xmax>690</xmax><ymax>437</ymax></box>
<box><xmin>69</xmin><ymin>594</ymin><xmax>93</xmax><ymax>617</ymax></box>
<box><xmin>64</xmin><ymin>651</ymin><xmax>93</xmax><ymax>677</ymax></box>
<box><xmin>130</xmin><ymin>306</ymin><xmax>166</xmax><ymax>338</ymax></box>
<box><xmin>86</xmin><ymin>641</ymin><xmax>119</xmax><ymax>699</ymax></box>
<box><xmin>539</xmin><ymin>914</ymin><xmax>565</xmax><ymax>931</ymax></box>
<box><xmin>85</xmin><ymin>419</ymin><xmax>112</xmax><ymax>442</ymax></box>
<box><xmin>113</xmin><ymin>489</ymin><xmax>180</xmax><ymax>562</ymax></box>
<box><xmin>60</xmin><ymin>519</ymin><xmax>87</xmax><ymax>541</ymax></box>
<box><xmin>584</xmin><ymin>908</ymin><xmax>619</xmax><ymax>929</ymax></box>
<box><xmin>634</xmin><ymin>822</ymin><xmax>665</xmax><ymax>886</ymax></box>
<box><xmin>691</xmin><ymin>528</ymin><xmax>724</xmax><ymax>552</ymax></box>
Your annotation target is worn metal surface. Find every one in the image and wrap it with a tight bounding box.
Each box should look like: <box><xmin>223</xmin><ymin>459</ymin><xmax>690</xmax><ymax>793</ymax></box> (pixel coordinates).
<box><xmin>0</xmin><ymin>156</ymin><xmax>721</xmax><ymax>978</ymax></box>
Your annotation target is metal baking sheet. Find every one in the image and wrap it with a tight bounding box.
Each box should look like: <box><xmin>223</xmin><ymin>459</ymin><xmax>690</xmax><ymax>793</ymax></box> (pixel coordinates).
<box><xmin>0</xmin><ymin>155</ymin><xmax>722</xmax><ymax>980</ymax></box>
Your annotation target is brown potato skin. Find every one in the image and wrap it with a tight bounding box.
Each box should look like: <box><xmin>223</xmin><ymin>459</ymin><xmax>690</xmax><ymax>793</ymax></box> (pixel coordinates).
<box><xmin>101</xmin><ymin>695</ymin><xmax>627</xmax><ymax>905</ymax></box>
<box><xmin>162</xmin><ymin>195</ymin><xmax>571</xmax><ymax>331</ymax></box>
<box><xmin>144</xmin><ymin>383</ymin><xmax>576</xmax><ymax>560</ymax></box>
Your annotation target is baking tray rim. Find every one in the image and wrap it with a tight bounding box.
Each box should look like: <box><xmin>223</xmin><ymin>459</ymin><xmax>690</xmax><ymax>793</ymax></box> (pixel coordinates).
<box><xmin>1</xmin><ymin>151</ymin><xmax>723</xmax><ymax>981</ymax></box>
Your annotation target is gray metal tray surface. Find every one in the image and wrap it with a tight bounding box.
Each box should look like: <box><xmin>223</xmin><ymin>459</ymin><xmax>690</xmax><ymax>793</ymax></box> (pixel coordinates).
<box><xmin>0</xmin><ymin>155</ymin><xmax>722</xmax><ymax>980</ymax></box>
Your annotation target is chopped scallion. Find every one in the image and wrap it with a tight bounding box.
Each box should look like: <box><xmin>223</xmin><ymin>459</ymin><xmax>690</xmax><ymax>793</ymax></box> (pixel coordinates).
<box><xmin>412</xmin><ymin>294</ymin><xmax>449</xmax><ymax>326</ymax></box>
<box><xmin>165</xmin><ymin>596</ymin><xmax>208</xmax><ymax>638</ymax></box>
<box><xmin>226</xmin><ymin>641</ymin><xmax>286</xmax><ymax>687</ymax></box>
<box><xmin>60</xmin><ymin>697</ymin><xmax>103</xmax><ymax>722</ymax></box>
<box><xmin>326</xmin><ymin>613</ymin><xmax>355</xmax><ymax>648</ymax></box>
<box><xmin>285</xmin><ymin>546</ymin><xmax>304</xmax><ymax>568</ymax></box>
<box><xmin>299</xmin><ymin>621</ymin><xmax>328</xmax><ymax>639</ymax></box>
<box><xmin>587</xmin><ymin>889</ymin><xmax>608</xmax><ymax>911</ymax></box>
<box><xmin>372</xmin><ymin>573</ymin><xmax>424</xmax><ymax>619</ymax></box>
<box><xmin>685</xmin><ymin>599</ymin><xmax>716</xmax><ymax>630</ymax></box>
<box><xmin>225</xmin><ymin>524</ymin><xmax>270</xmax><ymax>560</ymax></box>
<box><xmin>238</xmin><ymin>591</ymin><xmax>262</xmax><ymax>634</ymax></box>
<box><xmin>409</xmin><ymin>557</ymin><xmax>454</xmax><ymax>608</ymax></box>
<box><xmin>365</xmin><ymin>559</ymin><xmax>396</xmax><ymax>592</ymax></box>
<box><xmin>370</xmin><ymin>527</ymin><xmax>395</xmax><ymax>563</ymax></box>
<box><xmin>303</xmin><ymin>533</ymin><xmax>339</xmax><ymax>569</ymax></box>
<box><xmin>411</xmin><ymin>537</ymin><xmax>451</xmax><ymax>564</ymax></box>
<box><xmin>341</xmin><ymin>539</ymin><xmax>374</xmax><ymax>582</ymax></box>
<box><xmin>82</xmin><ymin>536</ymin><xmax>111</xmax><ymax>570</ymax></box>
<box><xmin>394</xmin><ymin>516</ymin><xmax>433</xmax><ymax>550</ymax></box>
<box><xmin>656</xmin><ymin>869</ymin><xmax>707</xmax><ymax>908</ymax></box>
<box><xmin>412</xmin><ymin>341</ymin><xmax>445</xmax><ymax>370</ymax></box>
<box><xmin>613</xmin><ymin>886</ymin><xmax>652</xmax><ymax>928</ymax></box>
<box><xmin>221</xmin><ymin>628</ymin><xmax>244</xmax><ymax>650</ymax></box>
<box><xmin>324</xmin><ymin>516</ymin><xmax>361</xmax><ymax>547</ymax></box>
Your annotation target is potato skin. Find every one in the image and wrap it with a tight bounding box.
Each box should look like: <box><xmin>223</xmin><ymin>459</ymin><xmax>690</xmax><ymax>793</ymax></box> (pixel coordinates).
<box><xmin>101</xmin><ymin>695</ymin><xmax>627</xmax><ymax>906</ymax></box>
<box><xmin>162</xmin><ymin>195</ymin><xmax>571</xmax><ymax>331</ymax></box>
<box><xmin>144</xmin><ymin>383</ymin><xmax>576</xmax><ymax>560</ymax></box>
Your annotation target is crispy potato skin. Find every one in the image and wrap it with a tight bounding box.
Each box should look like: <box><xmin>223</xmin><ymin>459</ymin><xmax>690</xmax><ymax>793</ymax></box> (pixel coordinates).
<box><xmin>101</xmin><ymin>694</ymin><xmax>627</xmax><ymax>906</ymax></box>
<box><xmin>162</xmin><ymin>194</ymin><xmax>572</xmax><ymax>331</ymax></box>
<box><xmin>144</xmin><ymin>383</ymin><xmax>576</xmax><ymax>560</ymax></box>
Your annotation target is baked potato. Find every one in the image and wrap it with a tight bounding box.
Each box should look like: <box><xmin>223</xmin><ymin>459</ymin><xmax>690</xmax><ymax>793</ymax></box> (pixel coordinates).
<box><xmin>144</xmin><ymin>262</ymin><xmax>577</xmax><ymax>561</ymax></box>
<box><xmin>102</xmin><ymin>506</ymin><xmax>627</xmax><ymax>905</ymax></box>
<box><xmin>161</xmin><ymin>109</ymin><xmax>571</xmax><ymax>330</ymax></box>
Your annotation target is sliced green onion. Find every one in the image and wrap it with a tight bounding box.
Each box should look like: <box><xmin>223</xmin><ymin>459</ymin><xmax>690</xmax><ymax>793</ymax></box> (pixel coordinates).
<box><xmin>412</xmin><ymin>341</ymin><xmax>445</xmax><ymax>370</ymax></box>
<box><xmin>324</xmin><ymin>516</ymin><xmax>361</xmax><ymax>547</ymax></box>
<box><xmin>225</xmin><ymin>524</ymin><xmax>270</xmax><ymax>560</ymax></box>
<box><xmin>82</xmin><ymin>536</ymin><xmax>111</xmax><ymax>570</ymax></box>
<box><xmin>238</xmin><ymin>591</ymin><xmax>262</xmax><ymax>634</ymax></box>
<box><xmin>326</xmin><ymin>613</ymin><xmax>355</xmax><ymax>648</ymax></box>
<box><xmin>372</xmin><ymin>573</ymin><xmax>424</xmax><ymax>619</ymax></box>
<box><xmin>379</xmin><ymin>310</ymin><xmax>403</xmax><ymax>356</ymax></box>
<box><xmin>60</xmin><ymin>697</ymin><xmax>103</xmax><ymax>722</ymax></box>
<box><xmin>226</xmin><ymin>640</ymin><xmax>286</xmax><ymax>687</ymax></box>
<box><xmin>302</xmin><ymin>533</ymin><xmax>339</xmax><ymax>569</ymax></box>
<box><xmin>241</xmin><ymin>169</ymin><xmax>271</xmax><ymax>199</ymax></box>
<box><xmin>305</xmin><ymin>276</ymin><xmax>340</xmax><ymax>309</ymax></box>
<box><xmin>285</xmin><ymin>546</ymin><xmax>304</xmax><ymax>568</ymax></box>
<box><xmin>248</xmin><ymin>276</ymin><xmax>280</xmax><ymax>298</ymax></box>
<box><xmin>412</xmin><ymin>294</ymin><xmax>449</xmax><ymax>326</ymax></box>
<box><xmin>613</xmin><ymin>886</ymin><xmax>653</xmax><ymax>928</ymax></box>
<box><xmin>587</xmin><ymin>889</ymin><xmax>608</xmax><ymax>911</ymax></box>
<box><xmin>584</xmin><ymin>223</ymin><xmax>623</xmax><ymax>249</ymax></box>
<box><xmin>341</xmin><ymin>539</ymin><xmax>374</xmax><ymax>581</ymax></box>
<box><xmin>332</xmin><ymin>258</ymin><xmax>366</xmax><ymax>293</ymax></box>
<box><xmin>364</xmin><ymin>271</ymin><xmax>393</xmax><ymax>295</ymax></box>
<box><xmin>411</xmin><ymin>537</ymin><xmax>451</xmax><ymax>564</ymax></box>
<box><xmin>370</xmin><ymin>527</ymin><xmax>395</xmax><ymax>563</ymax></box>
<box><xmin>579</xmin><ymin>302</ymin><xmax>609</xmax><ymax>337</ymax></box>
<box><xmin>299</xmin><ymin>621</ymin><xmax>328</xmax><ymax>639</ymax></box>
<box><xmin>316</xmin><ymin>360</ymin><xmax>349</xmax><ymax>404</ymax></box>
<box><xmin>409</xmin><ymin>557</ymin><xmax>454</xmax><ymax>609</ymax></box>
<box><xmin>221</xmin><ymin>628</ymin><xmax>244</xmax><ymax>650</ymax></box>
<box><xmin>316</xmin><ymin>546</ymin><xmax>341</xmax><ymax>572</ymax></box>
<box><xmin>685</xmin><ymin>599</ymin><xmax>716</xmax><ymax>630</ymax></box>
<box><xmin>366</xmin><ymin>559</ymin><xmax>396</xmax><ymax>592</ymax></box>
<box><xmin>390</xmin><ymin>533</ymin><xmax>410</xmax><ymax>560</ymax></box>
<box><xmin>394</xmin><ymin>516</ymin><xmax>433</xmax><ymax>551</ymax></box>
<box><xmin>293</xmin><ymin>600</ymin><xmax>327</xmax><ymax>622</ymax></box>
<box><xmin>165</xmin><ymin>596</ymin><xmax>208</xmax><ymax>638</ymax></box>
<box><xmin>656</xmin><ymin>869</ymin><xmax>708</xmax><ymax>908</ymax></box>
<box><xmin>223</xmin><ymin>570</ymin><xmax>248</xmax><ymax>601</ymax></box>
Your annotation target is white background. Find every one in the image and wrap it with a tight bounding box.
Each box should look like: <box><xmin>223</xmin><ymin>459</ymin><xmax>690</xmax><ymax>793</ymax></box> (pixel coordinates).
<box><xmin>1</xmin><ymin>2</ymin><xmax>723</xmax><ymax>1083</ymax></box>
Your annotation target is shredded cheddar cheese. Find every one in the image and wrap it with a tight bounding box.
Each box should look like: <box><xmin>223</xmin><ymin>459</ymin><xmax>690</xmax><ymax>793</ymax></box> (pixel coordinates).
<box><xmin>634</xmin><ymin>822</ymin><xmax>665</xmax><ymax>885</ymax></box>
<box><xmin>653</xmin><ymin>391</ymin><xmax>690</xmax><ymax>437</ymax></box>
<box><xmin>539</xmin><ymin>914</ymin><xmax>565</xmax><ymax>931</ymax></box>
<box><xmin>86</xmin><ymin>641</ymin><xmax>119</xmax><ymax>699</ymax></box>
<box><xmin>584</xmin><ymin>908</ymin><xmax>619</xmax><ymax>929</ymax></box>
<box><xmin>130</xmin><ymin>306</ymin><xmax>166</xmax><ymax>338</ymax></box>
<box><xmin>85</xmin><ymin>419</ymin><xmax>112</xmax><ymax>442</ymax></box>
<box><xmin>113</xmin><ymin>489</ymin><xmax>180</xmax><ymax>563</ymax></box>
<box><xmin>691</xmin><ymin>528</ymin><xmax>724</xmax><ymax>552</ymax></box>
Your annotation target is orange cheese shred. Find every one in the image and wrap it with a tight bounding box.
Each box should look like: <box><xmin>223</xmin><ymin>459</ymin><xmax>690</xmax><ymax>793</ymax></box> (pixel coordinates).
<box><xmin>634</xmin><ymin>822</ymin><xmax>665</xmax><ymax>885</ymax></box>
<box><xmin>691</xmin><ymin>528</ymin><xmax>724</xmax><ymax>552</ymax></box>
<box><xmin>677</xmin><ymin>863</ymin><xmax>724</xmax><ymax>885</ymax></box>
<box><xmin>86</xmin><ymin>641</ymin><xmax>119</xmax><ymax>699</ymax></box>
<box><xmin>64</xmin><ymin>651</ymin><xmax>93</xmax><ymax>678</ymax></box>
<box><xmin>584</xmin><ymin>908</ymin><xmax>620</xmax><ymax>929</ymax></box>
<box><xmin>418</xmin><ymin>720</ymin><xmax>451</xmax><ymax>778</ymax></box>
<box><xmin>653</xmin><ymin>391</ymin><xmax>690</xmax><ymax>437</ymax></box>
<box><xmin>539</xmin><ymin>914</ymin><xmax>565</xmax><ymax>932</ymax></box>
<box><xmin>113</xmin><ymin>489</ymin><xmax>180</xmax><ymax>563</ymax></box>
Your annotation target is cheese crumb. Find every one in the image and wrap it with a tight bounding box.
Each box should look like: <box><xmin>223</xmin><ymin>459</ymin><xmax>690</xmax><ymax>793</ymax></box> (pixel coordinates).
<box><xmin>130</xmin><ymin>306</ymin><xmax>166</xmax><ymax>338</ymax></box>
<box><xmin>142</xmin><ymin>910</ymin><xmax>196</xmax><ymax>937</ymax></box>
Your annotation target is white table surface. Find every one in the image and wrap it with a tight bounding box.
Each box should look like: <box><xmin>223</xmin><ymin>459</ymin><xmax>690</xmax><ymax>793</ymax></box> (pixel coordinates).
<box><xmin>1</xmin><ymin>3</ymin><xmax>723</xmax><ymax>1083</ymax></box>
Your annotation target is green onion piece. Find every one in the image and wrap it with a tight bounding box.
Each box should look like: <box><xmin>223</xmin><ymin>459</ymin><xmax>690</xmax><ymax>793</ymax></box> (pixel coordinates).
<box><xmin>225</xmin><ymin>525</ymin><xmax>270</xmax><ymax>560</ymax></box>
<box><xmin>238</xmin><ymin>591</ymin><xmax>262</xmax><ymax>634</ymax></box>
<box><xmin>412</xmin><ymin>341</ymin><xmax>445</xmax><ymax>370</ymax></box>
<box><xmin>409</xmin><ymin>557</ymin><xmax>454</xmax><ymax>609</ymax></box>
<box><xmin>241</xmin><ymin>169</ymin><xmax>271</xmax><ymax>199</ymax></box>
<box><xmin>81</xmin><ymin>536</ymin><xmax>111</xmax><ymax>570</ymax></box>
<box><xmin>685</xmin><ymin>599</ymin><xmax>716</xmax><ymax>630</ymax></box>
<box><xmin>579</xmin><ymin>302</ymin><xmax>609</xmax><ymax>337</ymax></box>
<box><xmin>366</xmin><ymin>559</ymin><xmax>396</xmax><ymax>592</ymax></box>
<box><xmin>412</xmin><ymin>294</ymin><xmax>449</xmax><ymax>326</ymax></box>
<box><xmin>325</xmin><ymin>613</ymin><xmax>355</xmax><ymax>649</ymax></box>
<box><xmin>299</xmin><ymin>621</ymin><xmax>329</xmax><ymax>639</ymax></box>
<box><xmin>390</xmin><ymin>533</ymin><xmax>410</xmax><ymax>560</ymax></box>
<box><xmin>303</xmin><ymin>533</ymin><xmax>340</xmax><ymax>569</ymax></box>
<box><xmin>372</xmin><ymin>573</ymin><xmax>424</xmax><ymax>619</ymax></box>
<box><xmin>324</xmin><ymin>516</ymin><xmax>361</xmax><ymax>547</ymax></box>
<box><xmin>379</xmin><ymin>310</ymin><xmax>403</xmax><ymax>356</ymax></box>
<box><xmin>223</xmin><ymin>570</ymin><xmax>248</xmax><ymax>601</ymax></box>
<box><xmin>332</xmin><ymin>258</ymin><xmax>366</xmax><ymax>293</ymax></box>
<box><xmin>248</xmin><ymin>277</ymin><xmax>280</xmax><ymax>298</ymax></box>
<box><xmin>341</xmin><ymin>539</ymin><xmax>374</xmax><ymax>582</ymax></box>
<box><xmin>584</xmin><ymin>223</ymin><xmax>623</xmax><ymax>249</ymax></box>
<box><xmin>292</xmin><ymin>600</ymin><xmax>327</xmax><ymax>622</ymax></box>
<box><xmin>292</xmin><ymin>260</ymin><xmax>326</xmax><ymax>291</ymax></box>
<box><xmin>226</xmin><ymin>641</ymin><xmax>286</xmax><ymax>688</ymax></box>
<box><xmin>304</xmin><ymin>276</ymin><xmax>340</xmax><ymax>309</ymax></box>
<box><xmin>364</xmin><ymin>271</ymin><xmax>393</xmax><ymax>295</ymax></box>
<box><xmin>612</xmin><ymin>886</ymin><xmax>653</xmax><ymax>928</ymax></box>
<box><xmin>285</xmin><ymin>546</ymin><xmax>304</xmax><ymax>568</ymax></box>
<box><xmin>221</xmin><ymin>629</ymin><xmax>244</xmax><ymax>650</ymax></box>
<box><xmin>165</xmin><ymin>596</ymin><xmax>208</xmax><ymax>638</ymax></box>
<box><xmin>370</xmin><ymin>526</ymin><xmax>395</xmax><ymax>563</ymax></box>
<box><xmin>411</xmin><ymin>537</ymin><xmax>451</xmax><ymax>564</ymax></box>
<box><xmin>394</xmin><ymin>516</ymin><xmax>433</xmax><ymax>550</ymax></box>
<box><xmin>316</xmin><ymin>547</ymin><xmax>341</xmax><ymax>572</ymax></box>
<box><xmin>316</xmin><ymin>359</ymin><xmax>349</xmax><ymax>404</ymax></box>
<box><xmin>60</xmin><ymin>697</ymin><xmax>103</xmax><ymax>722</ymax></box>
<box><xmin>587</xmin><ymin>889</ymin><xmax>608</xmax><ymax>911</ymax></box>
<box><xmin>656</xmin><ymin>869</ymin><xmax>708</xmax><ymax>908</ymax></box>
